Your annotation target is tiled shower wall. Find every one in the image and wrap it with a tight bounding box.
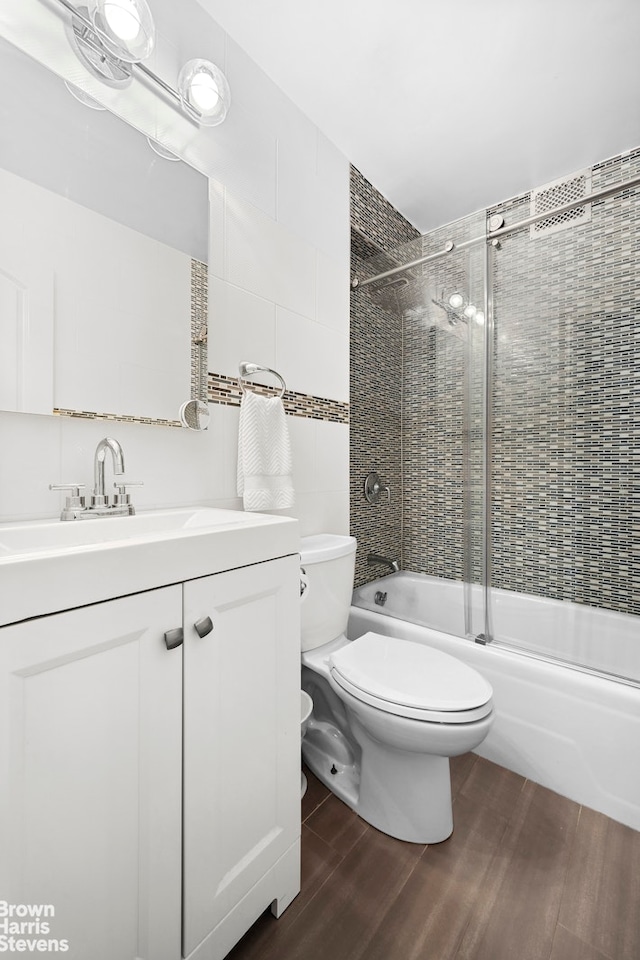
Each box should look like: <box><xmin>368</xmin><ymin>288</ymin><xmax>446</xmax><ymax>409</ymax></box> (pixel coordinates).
<box><xmin>488</xmin><ymin>147</ymin><xmax>640</xmax><ymax>616</ymax></box>
<box><xmin>349</xmin><ymin>168</ymin><xmax>419</xmax><ymax>586</ymax></box>
<box><xmin>350</xmin><ymin>149</ymin><xmax>639</xmax><ymax>617</ymax></box>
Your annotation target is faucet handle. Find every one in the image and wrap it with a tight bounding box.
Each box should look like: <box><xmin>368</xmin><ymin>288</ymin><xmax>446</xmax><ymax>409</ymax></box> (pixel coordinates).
<box><xmin>50</xmin><ymin>482</ymin><xmax>85</xmax><ymax>505</ymax></box>
<box><xmin>49</xmin><ymin>483</ymin><xmax>86</xmax><ymax>520</ymax></box>
<box><xmin>112</xmin><ymin>480</ymin><xmax>143</xmax><ymax>512</ymax></box>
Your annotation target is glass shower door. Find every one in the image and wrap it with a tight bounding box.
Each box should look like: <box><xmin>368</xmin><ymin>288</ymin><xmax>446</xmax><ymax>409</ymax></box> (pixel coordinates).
<box><xmin>486</xmin><ymin>172</ymin><xmax>640</xmax><ymax>683</ymax></box>
<box><xmin>397</xmin><ymin>214</ymin><xmax>487</xmax><ymax>640</ymax></box>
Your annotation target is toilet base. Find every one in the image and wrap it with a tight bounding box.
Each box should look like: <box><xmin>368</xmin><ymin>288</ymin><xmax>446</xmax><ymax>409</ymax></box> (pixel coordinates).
<box><xmin>302</xmin><ymin>735</ymin><xmax>360</xmax><ymax>810</ymax></box>
<box><xmin>302</xmin><ymin>716</ymin><xmax>454</xmax><ymax>844</ymax></box>
<box><xmin>351</xmin><ymin>715</ymin><xmax>453</xmax><ymax>843</ymax></box>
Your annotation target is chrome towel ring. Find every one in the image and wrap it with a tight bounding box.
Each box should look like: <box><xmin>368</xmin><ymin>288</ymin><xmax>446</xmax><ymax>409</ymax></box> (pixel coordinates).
<box><xmin>238</xmin><ymin>361</ymin><xmax>287</xmax><ymax>399</ymax></box>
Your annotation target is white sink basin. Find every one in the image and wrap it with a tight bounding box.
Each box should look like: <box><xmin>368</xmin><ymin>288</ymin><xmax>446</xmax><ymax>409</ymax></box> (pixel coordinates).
<box><xmin>0</xmin><ymin>507</ymin><xmax>299</xmax><ymax>627</ymax></box>
<box><xmin>0</xmin><ymin>507</ymin><xmax>262</xmax><ymax>557</ymax></box>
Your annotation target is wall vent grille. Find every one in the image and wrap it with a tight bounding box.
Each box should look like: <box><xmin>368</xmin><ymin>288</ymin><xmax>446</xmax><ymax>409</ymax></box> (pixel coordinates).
<box><xmin>530</xmin><ymin>169</ymin><xmax>591</xmax><ymax>238</ymax></box>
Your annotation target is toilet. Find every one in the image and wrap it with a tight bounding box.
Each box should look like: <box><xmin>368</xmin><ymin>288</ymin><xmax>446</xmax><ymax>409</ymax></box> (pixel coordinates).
<box><xmin>300</xmin><ymin>534</ymin><xmax>494</xmax><ymax>843</ymax></box>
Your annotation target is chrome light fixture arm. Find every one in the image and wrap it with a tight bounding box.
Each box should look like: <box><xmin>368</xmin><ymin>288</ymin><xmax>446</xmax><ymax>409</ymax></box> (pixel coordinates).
<box><xmin>52</xmin><ymin>0</ymin><xmax>230</xmax><ymax>126</ymax></box>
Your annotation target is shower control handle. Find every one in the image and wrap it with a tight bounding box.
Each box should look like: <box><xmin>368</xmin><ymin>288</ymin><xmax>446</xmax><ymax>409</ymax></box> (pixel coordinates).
<box><xmin>364</xmin><ymin>471</ymin><xmax>390</xmax><ymax>504</ymax></box>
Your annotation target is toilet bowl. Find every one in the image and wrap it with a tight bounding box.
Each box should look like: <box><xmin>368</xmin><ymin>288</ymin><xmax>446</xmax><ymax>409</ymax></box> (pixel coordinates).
<box><xmin>300</xmin><ymin>534</ymin><xmax>494</xmax><ymax>843</ymax></box>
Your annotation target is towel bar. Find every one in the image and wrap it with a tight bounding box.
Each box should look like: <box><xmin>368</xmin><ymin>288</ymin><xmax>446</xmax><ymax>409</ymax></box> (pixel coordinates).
<box><xmin>238</xmin><ymin>361</ymin><xmax>286</xmax><ymax>399</ymax></box>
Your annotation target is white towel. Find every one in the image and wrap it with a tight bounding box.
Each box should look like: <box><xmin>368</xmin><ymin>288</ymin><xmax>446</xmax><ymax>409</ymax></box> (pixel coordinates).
<box><xmin>237</xmin><ymin>390</ymin><xmax>295</xmax><ymax>511</ymax></box>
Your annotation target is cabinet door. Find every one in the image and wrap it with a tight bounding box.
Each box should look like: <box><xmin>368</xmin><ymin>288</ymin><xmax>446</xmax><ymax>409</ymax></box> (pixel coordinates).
<box><xmin>0</xmin><ymin>588</ymin><xmax>183</xmax><ymax>960</ymax></box>
<box><xmin>183</xmin><ymin>556</ymin><xmax>300</xmax><ymax>957</ymax></box>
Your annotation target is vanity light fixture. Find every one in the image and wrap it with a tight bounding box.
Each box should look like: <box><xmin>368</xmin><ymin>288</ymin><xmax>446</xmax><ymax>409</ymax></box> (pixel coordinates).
<box><xmin>178</xmin><ymin>59</ymin><xmax>230</xmax><ymax>126</ymax></box>
<box><xmin>89</xmin><ymin>0</ymin><xmax>156</xmax><ymax>63</ymax></box>
<box><xmin>55</xmin><ymin>0</ymin><xmax>231</xmax><ymax>126</ymax></box>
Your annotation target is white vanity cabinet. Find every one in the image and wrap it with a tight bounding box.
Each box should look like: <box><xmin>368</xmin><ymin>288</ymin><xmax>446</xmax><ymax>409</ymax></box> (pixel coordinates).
<box><xmin>0</xmin><ymin>536</ymin><xmax>301</xmax><ymax>960</ymax></box>
<box><xmin>0</xmin><ymin>587</ymin><xmax>184</xmax><ymax>960</ymax></box>
<box><xmin>182</xmin><ymin>556</ymin><xmax>301</xmax><ymax>960</ymax></box>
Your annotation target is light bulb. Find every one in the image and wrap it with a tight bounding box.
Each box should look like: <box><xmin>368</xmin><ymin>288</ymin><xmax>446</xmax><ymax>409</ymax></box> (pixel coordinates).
<box><xmin>464</xmin><ymin>304</ymin><xmax>477</xmax><ymax>319</ymax></box>
<box><xmin>104</xmin><ymin>0</ymin><xmax>142</xmax><ymax>41</ymax></box>
<box><xmin>474</xmin><ymin>311</ymin><xmax>485</xmax><ymax>325</ymax></box>
<box><xmin>89</xmin><ymin>0</ymin><xmax>155</xmax><ymax>63</ymax></box>
<box><xmin>190</xmin><ymin>70</ymin><xmax>221</xmax><ymax>112</ymax></box>
<box><xmin>178</xmin><ymin>59</ymin><xmax>231</xmax><ymax>126</ymax></box>
<box><xmin>448</xmin><ymin>293</ymin><xmax>464</xmax><ymax>309</ymax></box>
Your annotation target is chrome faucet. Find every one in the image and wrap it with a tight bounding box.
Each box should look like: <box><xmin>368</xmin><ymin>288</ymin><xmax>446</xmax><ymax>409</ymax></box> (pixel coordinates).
<box><xmin>92</xmin><ymin>437</ymin><xmax>125</xmax><ymax>508</ymax></box>
<box><xmin>50</xmin><ymin>437</ymin><xmax>142</xmax><ymax>520</ymax></box>
<box><xmin>367</xmin><ymin>553</ymin><xmax>400</xmax><ymax>574</ymax></box>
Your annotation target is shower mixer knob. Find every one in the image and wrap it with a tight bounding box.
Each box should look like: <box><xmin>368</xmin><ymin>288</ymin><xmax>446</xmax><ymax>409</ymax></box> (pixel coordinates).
<box><xmin>364</xmin><ymin>472</ymin><xmax>391</xmax><ymax>504</ymax></box>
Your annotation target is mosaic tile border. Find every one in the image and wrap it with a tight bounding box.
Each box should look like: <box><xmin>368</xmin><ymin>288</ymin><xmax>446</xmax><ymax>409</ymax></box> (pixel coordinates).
<box><xmin>55</xmin><ymin>258</ymin><xmax>207</xmax><ymax>428</ymax></box>
<box><xmin>208</xmin><ymin>373</ymin><xmax>349</xmax><ymax>424</ymax></box>
<box><xmin>191</xmin><ymin>259</ymin><xmax>208</xmax><ymax>402</ymax></box>
<box><xmin>53</xmin><ymin>408</ymin><xmax>182</xmax><ymax>428</ymax></box>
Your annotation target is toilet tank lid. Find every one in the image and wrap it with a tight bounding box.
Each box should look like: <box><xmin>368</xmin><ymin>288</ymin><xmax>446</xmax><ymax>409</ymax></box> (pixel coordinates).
<box><xmin>300</xmin><ymin>534</ymin><xmax>357</xmax><ymax>564</ymax></box>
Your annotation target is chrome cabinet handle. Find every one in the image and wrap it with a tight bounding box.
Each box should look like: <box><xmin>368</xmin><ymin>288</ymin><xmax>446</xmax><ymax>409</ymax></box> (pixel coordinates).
<box><xmin>164</xmin><ymin>627</ymin><xmax>184</xmax><ymax>650</ymax></box>
<box><xmin>194</xmin><ymin>616</ymin><xmax>214</xmax><ymax>638</ymax></box>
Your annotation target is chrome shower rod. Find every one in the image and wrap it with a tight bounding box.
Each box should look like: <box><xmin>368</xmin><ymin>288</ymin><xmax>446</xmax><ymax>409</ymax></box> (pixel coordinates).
<box><xmin>352</xmin><ymin>172</ymin><xmax>640</xmax><ymax>289</ymax></box>
<box><xmin>487</xmin><ymin>171</ymin><xmax>640</xmax><ymax>240</ymax></box>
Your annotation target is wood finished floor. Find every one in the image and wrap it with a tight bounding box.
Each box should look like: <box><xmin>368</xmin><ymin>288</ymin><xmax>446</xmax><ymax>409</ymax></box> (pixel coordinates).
<box><xmin>228</xmin><ymin>755</ymin><xmax>640</xmax><ymax>960</ymax></box>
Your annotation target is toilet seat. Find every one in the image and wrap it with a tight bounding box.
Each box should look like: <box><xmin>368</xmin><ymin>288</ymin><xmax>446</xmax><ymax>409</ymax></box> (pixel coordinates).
<box><xmin>329</xmin><ymin>632</ymin><xmax>493</xmax><ymax>723</ymax></box>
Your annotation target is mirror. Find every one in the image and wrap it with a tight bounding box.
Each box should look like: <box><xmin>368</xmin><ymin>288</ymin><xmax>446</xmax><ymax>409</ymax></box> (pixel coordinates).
<box><xmin>0</xmin><ymin>35</ymin><xmax>208</xmax><ymax>423</ymax></box>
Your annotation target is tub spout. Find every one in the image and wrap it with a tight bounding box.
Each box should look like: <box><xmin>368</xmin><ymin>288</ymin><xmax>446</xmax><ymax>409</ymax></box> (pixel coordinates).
<box><xmin>367</xmin><ymin>553</ymin><xmax>400</xmax><ymax>574</ymax></box>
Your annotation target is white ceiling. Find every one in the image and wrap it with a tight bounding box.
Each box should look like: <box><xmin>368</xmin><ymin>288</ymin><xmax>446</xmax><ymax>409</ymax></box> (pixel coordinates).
<box><xmin>195</xmin><ymin>0</ymin><xmax>640</xmax><ymax>234</ymax></box>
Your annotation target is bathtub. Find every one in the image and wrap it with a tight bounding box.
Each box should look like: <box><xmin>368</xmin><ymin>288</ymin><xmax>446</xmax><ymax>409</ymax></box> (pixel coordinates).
<box><xmin>350</xmin><ymin>572</ymin><xmax>640</xmax><ymax>831</ymax></box>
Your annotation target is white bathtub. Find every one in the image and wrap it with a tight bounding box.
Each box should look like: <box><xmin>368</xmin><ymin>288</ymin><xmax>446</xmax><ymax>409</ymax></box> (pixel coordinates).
<box><xmin>350</xmin><ymin>572</ymin><xmax>640</xmax><ymax>831</ymax></box>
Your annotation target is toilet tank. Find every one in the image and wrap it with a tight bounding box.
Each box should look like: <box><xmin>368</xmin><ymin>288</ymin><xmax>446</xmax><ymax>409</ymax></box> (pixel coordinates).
<box><xmin>300</xmin><ymin>534</ymin><xmax>357</xmax><ymax>652</ymax></box>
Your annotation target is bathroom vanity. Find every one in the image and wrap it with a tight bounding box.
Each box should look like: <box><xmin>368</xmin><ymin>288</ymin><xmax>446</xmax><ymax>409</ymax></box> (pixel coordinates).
<box><xmin>0</xmin><ymin>508</ymin><xmax>301</xmax><ymax>960</ymax></box>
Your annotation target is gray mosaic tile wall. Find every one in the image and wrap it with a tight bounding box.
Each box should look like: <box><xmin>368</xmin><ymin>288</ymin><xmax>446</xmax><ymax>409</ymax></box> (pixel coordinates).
<box><xmin>350</xmin><ymin>168</ymin><xmax>419</xmax><ymax>587</ymax></box>
<box><xmin>487</xmin><ymin>147</ymin><xmax>640</xmax><ymax>617</ymax></box>
<box><xmin>399</xmin><ymin>214</ymin><xmax>486</xmax><ymax>585</ymax></box>
<box><xmin>350</xmin><ymin>149</ymin><xmax>639</xmax><ymax>618</ymax></box>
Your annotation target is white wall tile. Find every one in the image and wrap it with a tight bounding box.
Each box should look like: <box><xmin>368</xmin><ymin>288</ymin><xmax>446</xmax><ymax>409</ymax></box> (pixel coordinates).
<box><xmin>290</xmin><ymin>491</ymin><xmax>350</xmax><ymax>538</ymax></box>
<box><xmin>287</xmin><ymin>416</ymin><xmax>317</xmax><ymax>495</ymax></box>
<box><xmin>208</xmin><ymin>278</ymin><xmax>276</xmax><ymax>377</ymax></box>
<box><xmin>208</xmin><ymin>179</ymin><xmax>226</xmax><ymax>280</ymax></box>
<box><xmin>315</xmin><ymin>421</ymin><xmax>349</xmax><ymax>491</ymax></box>
<box><xmin>276</xmin><ymin>308</ymin><xmax>349</xmax><ymax>402</ymax></box>
<box><xmin>316</xmin><ymin>249</ymin><xmax>350</xmax><ymax>334</ymax></box>
<box><xmin>277</xmin><ymin>130</ymin><xmax>319</xmax><ymax>246</ymax></box>
<box><xmin>0</xmin><ymin>411</ymin><xmax>62</xmax><ymax>521</ymax></box>
<box><xmin>274</xmin><ymin>307</ymin><xmax>316</xmax><ymax>395</ymax></box>
<box><xmin>152</xmin><ymin>0</ymin><xmax>226</xmax><ymax>85</ymax></box>
<box><xmin>315</xmin><ymin>133</ymin><xmax>351</xmax><ymax>266</ymax></box>
<box><xmin>224</xmin><ymin>37</ymin><xmax>298</xmax><ymax>142</ymax></box>
<box><xmin>213</xmin><ymin>404</ymin><xmax>241</xmax><ymax>501</ymax></box>
<box><xmin>199</xmin><ymin>100</ymin><xmax>277</xmax><ymax>219</ymax></box>
<box><xmin>225</xmin><ymin>194</ymin><xmax>316</xmax><ymax>318</ymax></box>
